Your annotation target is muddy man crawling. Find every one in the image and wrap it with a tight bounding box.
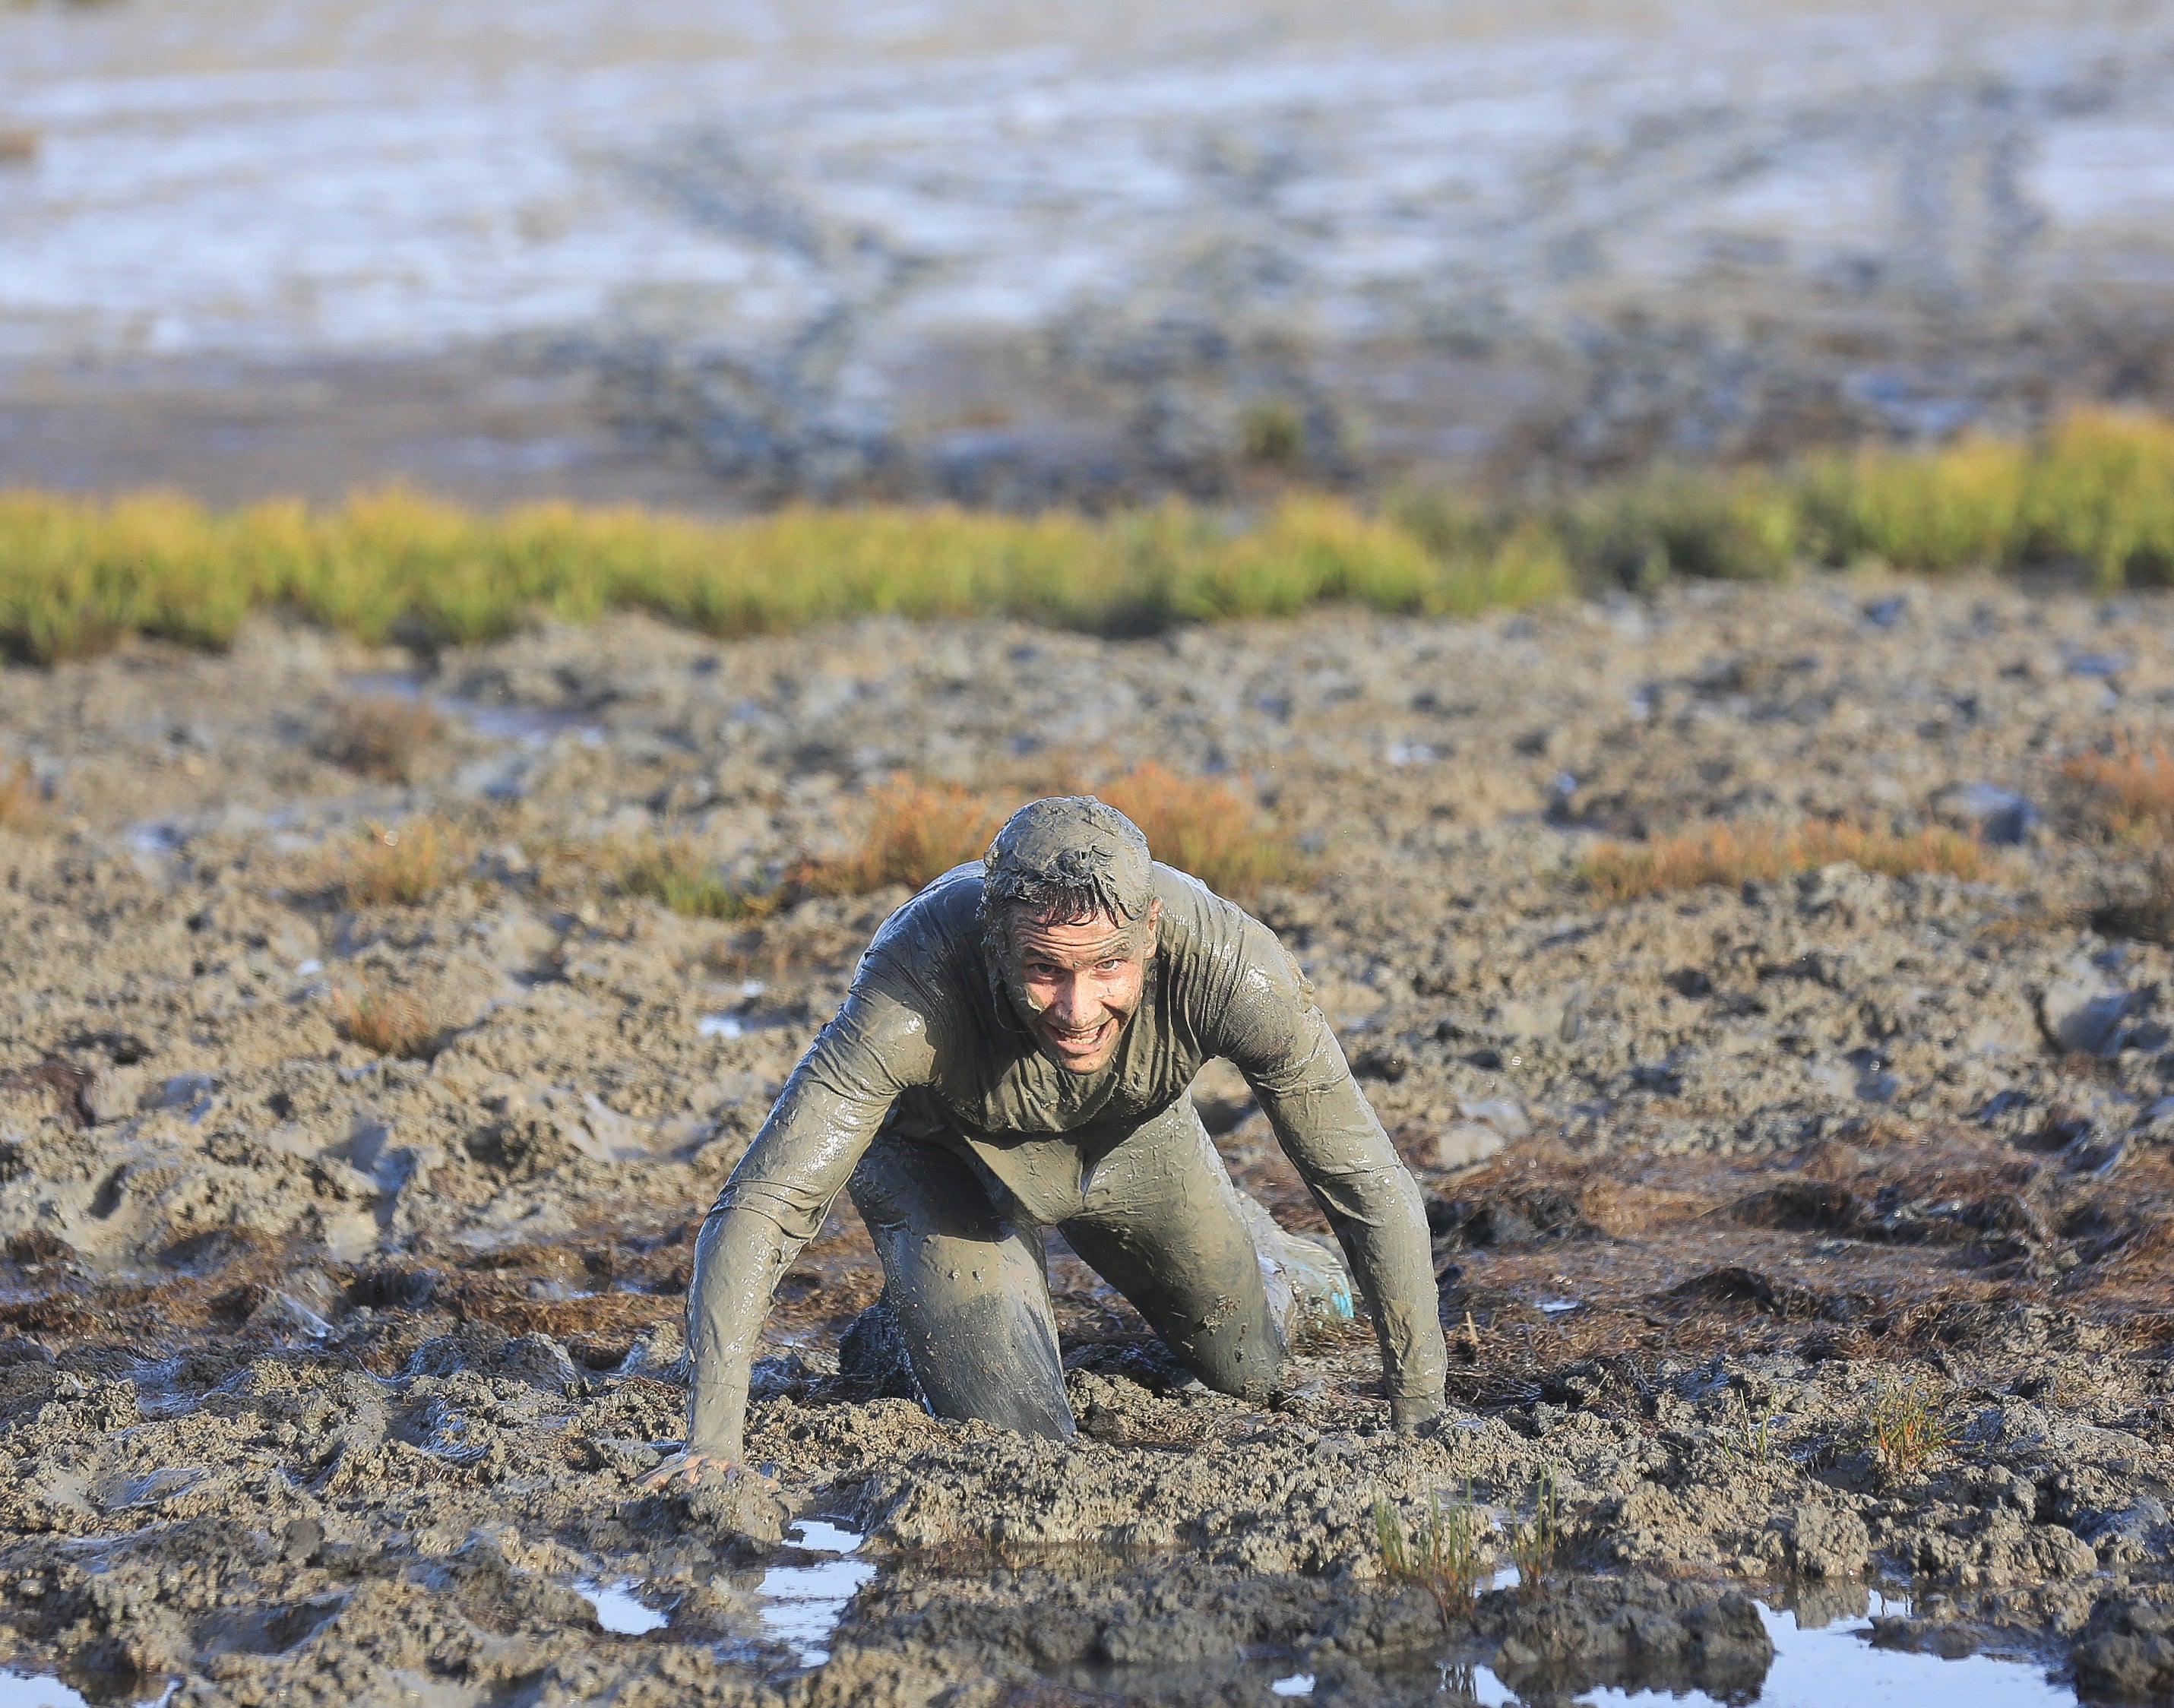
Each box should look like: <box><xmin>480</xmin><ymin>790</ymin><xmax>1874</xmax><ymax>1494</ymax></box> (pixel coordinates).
<box><xmin>649</xmin><ymin>795</ymin><xmax>1448</xmax><ymax>1491</ymax></box>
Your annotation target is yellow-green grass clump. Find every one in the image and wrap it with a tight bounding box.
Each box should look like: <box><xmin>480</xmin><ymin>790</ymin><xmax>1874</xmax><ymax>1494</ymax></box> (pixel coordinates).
<box><xmin>1802</xmin><ymin>406</ymin><xmax>2174</xmax><ymax>586</ymax></box>
<box><xmin>618</xmin><ymin>840</ymin><xmax>776</xmax><ymax>920</ymax></box>
<box><xmin>336</xmin><ymin>818</ymin><xmax>467</xmax><ymax>907</ymax></box>
<box><xmin>3</xmin><ymin>406</ymin><xmax>2169</xmax><ymax>663</ymax></box>
<box><xmin>0</xmin><ymin>488</ymin><xmax>1567</xmax><ymax>665</ymax></box>
<box><xmin>1861</xmin><ymin>1375</ymin><xmax>1957</xmax><ymax>1481</ymax></box>
<box><xmin>1584</xmin><ymin>818</ymin><xmax>1991</xmax><ymax>903</ymax></box>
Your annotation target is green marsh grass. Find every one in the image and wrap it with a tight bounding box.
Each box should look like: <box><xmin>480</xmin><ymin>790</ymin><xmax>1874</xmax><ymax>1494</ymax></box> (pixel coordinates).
<box><xmin>1374</xmin><ymin>1487</ymin><xmax>1486</xmax><ymax>1622</ymax></box>
<box><xmin>1861</xmin><ymin>1376</ymin><xmax>1957</xmax><ymax>1482</ymax></box>
<box><xmin>3</xmin><ymin>407</ymin><xmax>2170</xmax><ymax>663</ymax></box>
<box><xmin>336</xmin><ymin>819</ymin><xmax>466</xmax><ymax>908</ymax></box>
<box><xmin>618</xmin><ymin>840</ymin><xmax>777</xmax><ymax>921</ymax></box>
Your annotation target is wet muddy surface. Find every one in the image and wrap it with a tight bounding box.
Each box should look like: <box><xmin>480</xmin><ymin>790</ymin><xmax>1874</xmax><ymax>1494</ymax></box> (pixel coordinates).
<box><xmin>3</xmin><ymin>0</ymin><xmax>2172</xmax><ymax>502</ymax></box>
<box><xmin>2</xmin><ymin>576</ymin><xmax>2174</xmax><ymax>1701</ymax></box>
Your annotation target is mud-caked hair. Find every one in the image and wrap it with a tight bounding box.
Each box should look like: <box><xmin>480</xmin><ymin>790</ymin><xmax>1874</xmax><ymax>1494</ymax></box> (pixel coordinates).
<box><xmin>978</xmin><ymin>795</ymin><xmax>1154</xmax><ymax>958</ymax></box>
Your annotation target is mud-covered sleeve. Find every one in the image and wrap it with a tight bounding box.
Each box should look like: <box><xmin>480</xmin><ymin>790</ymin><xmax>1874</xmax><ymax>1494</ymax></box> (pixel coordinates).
<box><xmin>1205</xmin><ymin>917</ymin><xmax>1448</xmax><ymax>1412</ymax></box>
<box><xmin>683</xmin><ymin>978</ymin><xmax>937</xmax><ymax>1461</ymax></box>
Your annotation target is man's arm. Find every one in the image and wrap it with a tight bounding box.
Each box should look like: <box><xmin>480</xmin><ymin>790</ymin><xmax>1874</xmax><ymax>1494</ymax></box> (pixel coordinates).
<box><xmin>1212</xmin><ymin>922</ymin><xmax>1449</xmax><ymax>1428</ymax></box>
<box><xmin>681</xmin><ymin>982</ymin><xmax>936</xmax><ymax>1468</ymax></box>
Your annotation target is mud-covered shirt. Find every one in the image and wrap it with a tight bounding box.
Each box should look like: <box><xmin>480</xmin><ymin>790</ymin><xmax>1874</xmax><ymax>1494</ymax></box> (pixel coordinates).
<box><xmin>685</xmin><ymin>862</ymin><xmax>1448</xmax><ymax>1457</ymax></box>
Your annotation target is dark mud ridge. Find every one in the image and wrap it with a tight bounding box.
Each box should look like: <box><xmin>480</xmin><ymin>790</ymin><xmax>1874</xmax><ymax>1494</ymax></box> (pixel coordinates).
<box><xmin>2</xmin><ymin>579</ymin><xmax>2174</xmax><ymax>1702</ymax></box>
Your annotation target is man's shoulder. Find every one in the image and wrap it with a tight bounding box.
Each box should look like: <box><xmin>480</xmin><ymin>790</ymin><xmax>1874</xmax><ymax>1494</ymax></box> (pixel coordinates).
<box><xmin>862</xmin><ymin>863</ymin><xmax>987</xmax><ymax>981</ymax></box>
<box><xmin>1152</xmin><ymin>865</ymin><xmax>1291</xmax><ymax>981</ymax></box>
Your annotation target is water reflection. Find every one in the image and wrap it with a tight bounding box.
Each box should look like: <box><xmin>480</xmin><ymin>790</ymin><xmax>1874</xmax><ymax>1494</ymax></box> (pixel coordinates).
<box><xmin>1458</xmin><ymin>1591</ymin><xmax>2074</xmax><ymax>1708</ymax></box>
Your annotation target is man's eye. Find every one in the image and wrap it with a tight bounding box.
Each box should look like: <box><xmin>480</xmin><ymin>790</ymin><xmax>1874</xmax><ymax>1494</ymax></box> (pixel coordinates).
<box><xmin>1096</xmin><ymin>959</ymin><xmax>1124</xmax><ymax>973</ymax></box>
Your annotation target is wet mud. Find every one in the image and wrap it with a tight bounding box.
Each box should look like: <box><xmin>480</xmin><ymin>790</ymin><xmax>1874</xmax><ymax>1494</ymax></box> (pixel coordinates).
<box><xmin>2</xmin><ymin>577</ymin><xmax>2174</xmax><ymax>1702</ymax></box>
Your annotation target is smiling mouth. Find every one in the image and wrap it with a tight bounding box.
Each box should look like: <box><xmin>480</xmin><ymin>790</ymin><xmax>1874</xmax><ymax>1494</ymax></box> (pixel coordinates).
<box><xmin>1042</xmin><ymin>1016</ymin><xmax>1116</xmax><ymax>1058</ymax></box>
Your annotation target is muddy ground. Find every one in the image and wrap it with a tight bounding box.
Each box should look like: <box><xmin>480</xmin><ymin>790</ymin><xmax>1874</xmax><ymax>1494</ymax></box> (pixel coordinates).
<box><xmin>2</xmin><ymin>577</ymin><xmax>2174</xmax><ymax>1703</ymax></box>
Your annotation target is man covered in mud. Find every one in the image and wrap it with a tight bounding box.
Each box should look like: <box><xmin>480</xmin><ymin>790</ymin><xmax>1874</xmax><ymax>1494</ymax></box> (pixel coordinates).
<box><xmin>653</xmin><ymin>795</ymin><xmax>1448</xmax><ymax>1488</ymax></box>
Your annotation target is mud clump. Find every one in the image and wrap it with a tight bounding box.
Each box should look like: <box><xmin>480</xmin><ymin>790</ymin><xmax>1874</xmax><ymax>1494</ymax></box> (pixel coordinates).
<box><xmin>0</xmin><ymin>581</ymin><xmax>2172</xmax><ymax>1699</ymax></box>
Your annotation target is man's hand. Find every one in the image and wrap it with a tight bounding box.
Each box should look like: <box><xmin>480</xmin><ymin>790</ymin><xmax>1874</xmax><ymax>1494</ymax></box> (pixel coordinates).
<box><xmin>638</xmin><ymin>1448</ymin><xmax>769</xmax><ymax>1494</ymax></box>
<box><xmin>1391</xmin><ymin>1394</ymin><xmax>1447</xmax><ymax>1434</ymax></box>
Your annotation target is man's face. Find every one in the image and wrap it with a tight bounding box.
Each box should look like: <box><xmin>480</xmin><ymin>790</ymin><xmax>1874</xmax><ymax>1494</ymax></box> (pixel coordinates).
<box><xmin>1002</xmin><ymin>901</ymin><xmax>1160</xmax><ymax>1074</ymax></box>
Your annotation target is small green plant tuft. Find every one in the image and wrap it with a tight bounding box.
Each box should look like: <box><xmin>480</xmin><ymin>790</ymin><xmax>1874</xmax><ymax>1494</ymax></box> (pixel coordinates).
<box><xmin>1507</xmin><ymin>1470</ymin><xmax>1562</xmax><ymax>1591</ymax></box>
<box><xmin>1239</xmin><ymin>397</ymin><xmax>1306</xmax><ymax>466</ymax></box>
<box><xmin>1374</xmin><ymin>1486</ymin><xmax>1486</xmax><ymax>1623</ymax></box>
<box><xmin>338</xmin><ymin>818</ymin><xmax>464</xmax><ymax>907</ymax></box>
<box><xmin>1729</xmin><ymin>1389</ymin><xmax>1776</xmax><ymax>1463</ymax></box>
<box><xmin>619</xmin><ymin>840</ymin><xmax>775</xmax><ymax>920</ymax></box>
<box><xmin>1862</xmin><ymin>1376</ymin><xmax>1957</xmax><ymax>1481</ymax></box>
<box><xmin>1569</xmin><ymin>466</ymin><xmax>1800</xmax><ymax>586</ymax></box>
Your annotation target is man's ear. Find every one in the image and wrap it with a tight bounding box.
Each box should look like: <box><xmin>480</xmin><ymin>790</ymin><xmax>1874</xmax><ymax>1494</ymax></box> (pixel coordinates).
<box><xmin>1141</xmin><ymin>897</ymin><xmax>1163</xmax><ymax>954</ymax></box>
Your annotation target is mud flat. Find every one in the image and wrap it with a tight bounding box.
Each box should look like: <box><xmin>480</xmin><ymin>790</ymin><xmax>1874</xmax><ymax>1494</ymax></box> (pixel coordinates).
<box><xmin>4</xmin><ymin>0</ymin><xmax>2173</xmax><ymax>502</ymax></box>
<box><xmin>2</xmin><ymin>575</ymin><xmax>2173</xmax><ymax>1703</ymax></box>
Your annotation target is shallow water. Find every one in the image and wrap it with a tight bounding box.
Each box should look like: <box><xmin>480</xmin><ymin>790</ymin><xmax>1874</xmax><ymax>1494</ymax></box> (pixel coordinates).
<box><xmin>2</xmin><ymin>0</ymin><xmax>2166</xmax><ymax>405</ymax></box>
<box><xmin>578</xmin><ymin>1580</ymin><xmax>669</xmax><ymax>1637</ymax></box>
<box><xmin>1463</xmin><ymin>1596</ymin><xmax>2074</xmax><ymax>1708</ymax></box>
<box><xmin>0</xmin><ymin>1674</ymin><xmax>172</xmax><ymax>1708</ymax></box>
<box><xmin>755</xmin><ymin>1520</ymin><xmax>874</xmax><ymax>1668</ymax></box>
<box><xmin>339</xmin><ymin>674</ymin><xmax>604</xmax><ymax>748</ymax></box>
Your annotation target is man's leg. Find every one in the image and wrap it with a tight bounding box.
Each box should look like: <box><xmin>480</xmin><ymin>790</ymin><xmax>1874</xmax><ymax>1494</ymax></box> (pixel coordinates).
<box><xmin>847</xmin><ymin>1136</ymin><xmax>1074</xmax><ymax>1440</ymax></box>
<box><xmin>1059</xmin><ymin>1098</ymin><xmax>1285</xmax><ymax>1402</ymax></box>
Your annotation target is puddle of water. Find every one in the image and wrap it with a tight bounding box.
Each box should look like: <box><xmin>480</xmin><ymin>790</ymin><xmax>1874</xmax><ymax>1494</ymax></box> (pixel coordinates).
<box><xmin>337</xmin><ymin>675</ymin><xmax>604</xmax><ymax>748</ymax></box>
<box><xmin>787</xmin><ymin>1519</ymin><xmax>865</xmax><ymax>1554</ymax></box>
<box><xmin>577</xmin><ymin>1580</ymin><xmax>669</xmax><ymax>1636</ymax></box>
<box><xmin>1538</xmin><ymin>1298</ymin><xmax>1580</xmax><ymax>1315</ymax></box>
<box><xmin>0</xmin><ymin>1672</ymin><xmax>173</xmax><ymax>1708</ymax></box>
<box><xmin>698</xmin><ymin>1014</ymin><xmax>745</xmax><ymax>1039</ymax></box>
<box><xmin>756</xmin><ymin>1558</ymin><xmax>878</xmax><ymax>1668</ymax></box>
<box><xmin>1270</xmin><ymin>1673</ymin><xmax>1315</xmax><ymax>1697</ymax></box>
<box><xmin>1471</xmin><ymin>1597</ymin><xmax>2074</xmax><ymax>1707</ymax></box>
<box><xmin>758</xmin><ymin>1520</ymin><xmax>874</xmax><ymax>1668</ymax></box>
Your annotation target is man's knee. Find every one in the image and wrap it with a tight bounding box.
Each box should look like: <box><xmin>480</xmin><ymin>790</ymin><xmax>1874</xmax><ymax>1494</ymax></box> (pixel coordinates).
<box><xmin>1165</xmin><ymin>1298</ymin><xmax>1282</xmax><ymax>1403</ymax></box>
<box><xmin>889</xmin><ymin>1257</ymin><xmax>1075</xmax><ymax>1440</ymax></box>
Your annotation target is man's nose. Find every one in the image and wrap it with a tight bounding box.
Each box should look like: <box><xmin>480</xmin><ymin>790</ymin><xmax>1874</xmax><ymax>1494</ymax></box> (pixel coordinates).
<box><xmin>1049</xmin><ymin>972</ymin><xmax>1097</xmax><ymax>1023</ymax></box>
